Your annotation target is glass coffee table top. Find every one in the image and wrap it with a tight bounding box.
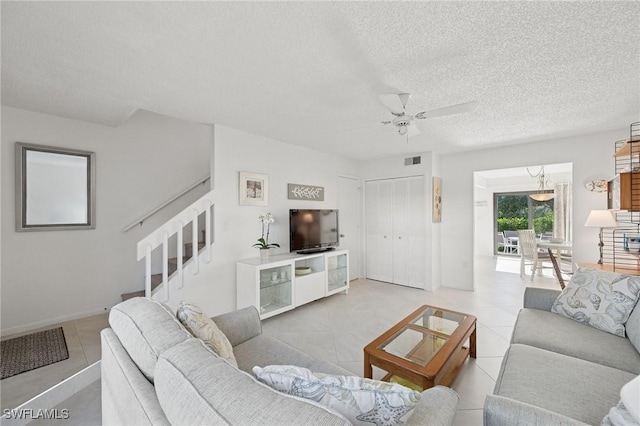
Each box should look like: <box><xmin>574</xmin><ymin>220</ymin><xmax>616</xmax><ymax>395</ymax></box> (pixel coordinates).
<box><xmin>378</xmin><ymin>307</ymin><xmax>468</xmax><ymax>367</ymax></box>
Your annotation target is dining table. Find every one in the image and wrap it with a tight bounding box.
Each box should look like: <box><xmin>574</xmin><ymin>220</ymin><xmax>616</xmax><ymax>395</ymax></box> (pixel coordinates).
<box><xmin>537</xmin><ymin>239</ymin><xmax>573</xmax><ymax>272</ymax></box>
<box><xmin>536</xmin><ymin>239</ymin><xmax>572</xmax><ymax>252</ymax></box>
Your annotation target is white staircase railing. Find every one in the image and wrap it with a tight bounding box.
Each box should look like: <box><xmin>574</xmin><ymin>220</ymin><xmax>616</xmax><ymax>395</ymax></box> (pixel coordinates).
<box><xmin>136</xmin><ymin>190</ymin><xmax>215</xmax><ymax>300</ymax></box>
<box><xmin>123</xmin><ymin>175</ymin><xmax>210</xmax><ymax>232</ymax></box>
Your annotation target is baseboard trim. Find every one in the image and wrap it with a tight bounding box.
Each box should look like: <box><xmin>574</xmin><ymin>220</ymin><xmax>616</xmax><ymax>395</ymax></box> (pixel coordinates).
<box><xmin>1</xmin><ymin>361</ymin><xmax>100</xmax><ymax>426</ymax></box>
<box><xmin>1</xmin><ymin>308</ymin><xmax>109</xmax><ymax>336</ymax></box>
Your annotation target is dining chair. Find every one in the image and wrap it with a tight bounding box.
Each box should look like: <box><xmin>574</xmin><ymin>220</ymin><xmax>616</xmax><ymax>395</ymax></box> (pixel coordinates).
<box><xmin>517</xmin><ymin>229</ymin><xmax>553</xmax><ymax>280</ymax></box>
<box><xmin>539</xmin><ymin>232</ymin><xmax>553</xmax><ymax>240</ymax></box>
<box><xmin>497</xmin><ymin>232</ymin><xmax>507</xmax><ymax>253</ymax></box>
<box><xmin>503</xmin><ymin>230</ymin><xmax>520</xmax><ymax>254</ymax></box>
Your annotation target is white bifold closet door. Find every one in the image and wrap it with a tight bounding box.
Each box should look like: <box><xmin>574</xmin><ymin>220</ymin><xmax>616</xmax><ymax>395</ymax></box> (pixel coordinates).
<box><xmin>365</xmin><ymin>176</ymin><xmax>425</xmax><ymax>289</ymax></box>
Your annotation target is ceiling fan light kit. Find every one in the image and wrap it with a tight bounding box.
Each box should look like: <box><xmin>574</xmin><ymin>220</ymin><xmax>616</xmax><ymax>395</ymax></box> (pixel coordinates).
<box><xmin>378</xmin><ymin>93</ymin><xmax>478</xmax><ymax>140</ymax></box>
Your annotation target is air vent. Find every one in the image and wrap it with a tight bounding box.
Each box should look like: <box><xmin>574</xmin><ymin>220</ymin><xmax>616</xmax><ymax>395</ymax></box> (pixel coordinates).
<box><xmin>404</xmin><ymin>156</ymin><xmax>421</xmax><ymax>166</ymax></box>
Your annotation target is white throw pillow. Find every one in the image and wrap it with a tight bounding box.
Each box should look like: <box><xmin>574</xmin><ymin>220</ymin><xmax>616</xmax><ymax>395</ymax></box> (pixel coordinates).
<box><xmin>602</xmin><ymin>375</ymin><xmax>640</xmax><ymax>426</ymax></box>
<box><xmin>176</xmin><ymin>302</ymin><xmax>238</xmax><ymax>368</ymax></box>
<box><xmin>253</xmin><ymin>365</ymin><xmax>421</xmax><ymax>426</ymax></box>
<box><xmin>551</xmin><ymin>268</ymin><xmax>640</xmax><ymax>337</ymax></box>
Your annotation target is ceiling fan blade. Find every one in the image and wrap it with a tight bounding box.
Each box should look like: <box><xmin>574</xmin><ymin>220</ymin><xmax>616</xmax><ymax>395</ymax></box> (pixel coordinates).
<box><xmin>378</xmin><ymin>94</ymin><xmax>406</xmax><ymax>115</ymax></box>
<box><xmin>407</xmin><ymin>122</ymin><xmax>421</xmax><ymax>137</ymax></box>
<box><xmin>415</xmin><ymin>101</ymin><xmax>478</xmax><ymax>119</ymax></box>
<box><xmin>381</xmin><ymin>120</ymin><xmax>393</xmax><ymax>125</ymax></box>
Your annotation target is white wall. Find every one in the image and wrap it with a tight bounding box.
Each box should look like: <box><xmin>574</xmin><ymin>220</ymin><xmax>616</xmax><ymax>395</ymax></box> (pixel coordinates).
<box><xmin>473</xmin><ymin>175</ymin><xmax>492</xmax><ymax>256</ymax></box>
<box><xmin>441</xmin><ymin>129</ymin><xmax>625</xmax><ymax>290</ymax></box>
<box><xmin>1</xmin><ymin>107</ymin><xmax>211</xmax><ymax>334</ymax></box>
<box><xmin>163</xmin><ymin>125</ymin><xmax>360</xmax><ymax>316</ymax></box>
<box><xmin>360</xmin><ymin>152</ymin><xmax>441</xmax><ymax>291</ymax></box>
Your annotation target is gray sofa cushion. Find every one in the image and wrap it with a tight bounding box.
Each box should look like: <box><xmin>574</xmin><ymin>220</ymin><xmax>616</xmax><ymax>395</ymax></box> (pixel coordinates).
<box><xmin>495</xmin><ymin>344</ymin><xmax>636</xmax><ymax>425</ymax></box>
<box><xmin>512</xmin><ymin>308</ymin><xmax>640</xmax><ymax>374</ymax></box>
<box><xmin>405</xmin><ymin>386</ymin><xmax>459</xmax><ymax>426</ymax></box>
<box><xmin>626</xmin><ymin>304</ymin><xmax>640</xmax><ymax>354</ymax></box>
<box><xmin>233</xmin><ymin>334</ymin><xmax>352</xmax><ymax>376</ymax></box>
<box><xmin>212</xmin><ymin>306</ymin><xmax>262</xmax><ymax>347</ymax></box>
<box><xmin>109</xmin><ymin>297</ymin><xmax>191</xmax><ymax>382</ymax></box>
<box><xmin>155</xmin><ymin>338</ymin><xmax>350</xmax><ymax>425</ymax></box>
<box><xmin>101</xmin><ymin>329</ymin><xmax>170</xmax><ymax>426</ymax></box>
<box><xmin>484</xmin><ymin>395</ymin><xmax>589</xmax><ymax>426</ymax></box>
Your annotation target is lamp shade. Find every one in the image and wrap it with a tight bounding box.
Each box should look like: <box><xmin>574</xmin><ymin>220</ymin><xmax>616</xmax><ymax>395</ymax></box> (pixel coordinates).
<box><xmin>584</xmin><ymin>210</ymin><xmax>617</xmax><ymax>228</ymax></box>
<box><xmin>530</xmin><ymin>191</ymin><xmax>555</xmax><ymax>202</ymax></box>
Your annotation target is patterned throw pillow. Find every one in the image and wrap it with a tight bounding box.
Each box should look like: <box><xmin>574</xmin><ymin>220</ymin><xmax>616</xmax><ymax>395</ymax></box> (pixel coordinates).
<box><xmin>551</xmin><ymin>268</ymin><xmax>640</xmax><ymax>337</ymax></box>
<box><xmin>176</xmin><ymin>302</ymin><xmax>238</xmax><ymax>368</ymax></box>
<box><xmin>253</xmin><ymin>365</ymin><xmax>421</xmax><ymax>426</ymax></box>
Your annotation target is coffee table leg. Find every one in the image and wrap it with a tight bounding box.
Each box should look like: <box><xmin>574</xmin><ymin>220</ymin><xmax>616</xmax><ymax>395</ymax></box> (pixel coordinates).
<box><xmin>470</xmin><ymin>326</ymin><xmax>477</xmax><ymax>358</ymax></box>
<box><xmin>364</xmin><ymin>352</ymin><xmax>373</xmax><ymax>378</ymax></box>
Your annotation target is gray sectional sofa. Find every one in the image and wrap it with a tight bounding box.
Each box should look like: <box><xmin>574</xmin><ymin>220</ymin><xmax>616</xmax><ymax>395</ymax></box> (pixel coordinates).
<box><xmin>484</xmin><ymin>287</ymin><xmax>640</xmax><ymax>425</ymax></box>
<box><xmin>101</xmin><ymin>297</ymin><xmax>460</xmax><ymax>425</ymax></box>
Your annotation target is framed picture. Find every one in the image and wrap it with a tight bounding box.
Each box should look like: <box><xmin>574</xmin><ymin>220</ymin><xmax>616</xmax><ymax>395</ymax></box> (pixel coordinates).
<box><xmin>433</xmin><ymin>177</ymin><xmax>442</xmax><ymax>223</ymax></box>
<box><xmin>239</xmin><ymin>172</ymin><xmax>268</xmax><ymax>206</ymax></box>
<box><xmin>15</xmin><ymin>142</ymin><xmax>96</xmax><ymax>231</ymax></box>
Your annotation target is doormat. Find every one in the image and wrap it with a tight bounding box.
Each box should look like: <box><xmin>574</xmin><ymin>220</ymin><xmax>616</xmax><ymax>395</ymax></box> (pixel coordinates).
<box><xmin>1</xmin><ymin>327</ymin><xmax>69</xmax><ymax>379</ymax></box>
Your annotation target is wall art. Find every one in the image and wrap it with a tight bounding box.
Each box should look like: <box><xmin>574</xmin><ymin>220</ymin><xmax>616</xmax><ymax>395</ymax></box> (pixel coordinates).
<box><xmin>239</xmin><ymin>171</ymin><xmax>268</xmax><ymax>206</ymax></box>
<box><xmin>433</xmin><ymin>176</ymin><xmax>442</xmax><ymax>223</ymax></box>
<box><xmin>287</xmin><ymin>183</ymin><xmax>324</xmax><ymax>201</ymax></box>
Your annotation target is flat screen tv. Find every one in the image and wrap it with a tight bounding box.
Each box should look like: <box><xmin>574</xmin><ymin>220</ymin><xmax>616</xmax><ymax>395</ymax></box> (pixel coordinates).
<box><xmin>289</xmin><ymin>209</ymin><xmax>339</xmax><ymax>253</ymax></box>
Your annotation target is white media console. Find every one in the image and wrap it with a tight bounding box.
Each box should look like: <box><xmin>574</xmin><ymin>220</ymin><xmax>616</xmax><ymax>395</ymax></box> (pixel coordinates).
<box><xmin>236</xmin><ymin>249</ymin><xmax>349</xmax><ymax>319</ymax></box>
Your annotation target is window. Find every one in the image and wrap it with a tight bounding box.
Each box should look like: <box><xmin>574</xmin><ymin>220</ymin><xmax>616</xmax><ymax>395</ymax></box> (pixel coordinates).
<box><xmin>494</xmin><ymin>192</ymin><xmax>553</xmax><ymax>254</ymax></box>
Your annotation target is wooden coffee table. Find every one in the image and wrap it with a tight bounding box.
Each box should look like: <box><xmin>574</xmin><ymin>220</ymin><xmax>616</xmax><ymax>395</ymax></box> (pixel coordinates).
<box><xmin>364</xmin><ymin>305</ymin><xmax>476</xmax><ymax>391</ymax></box>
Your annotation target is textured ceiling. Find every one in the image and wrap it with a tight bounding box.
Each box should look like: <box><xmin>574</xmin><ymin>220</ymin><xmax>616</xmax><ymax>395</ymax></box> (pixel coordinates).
<box><xmin>2</xmin><ymin>2</ymin><xmax>639</xmax><ymax>160</ymax></box>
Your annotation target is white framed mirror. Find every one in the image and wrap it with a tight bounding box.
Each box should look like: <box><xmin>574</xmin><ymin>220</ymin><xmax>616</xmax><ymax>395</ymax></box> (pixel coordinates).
<box><xmin>16</xmin><ymin>142</ymin><xmax>96</xmax><ymax>231</ymax></box>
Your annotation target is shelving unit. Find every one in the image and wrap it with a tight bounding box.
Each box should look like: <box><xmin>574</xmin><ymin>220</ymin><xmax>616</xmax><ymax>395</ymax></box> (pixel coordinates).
<box><xmin>237</xmin><ymin>249</ymin><xmax>349</xmax><ymax>319</ymax></box>
<box><xmin>603</xmin><ymin>122</ymin><xmax>640</xmax><ymax>272</ymax></box>
<box><xmin>611</xmin><ymin>122</ymin><xmax>640</xmax><ymax>220</ymax></box>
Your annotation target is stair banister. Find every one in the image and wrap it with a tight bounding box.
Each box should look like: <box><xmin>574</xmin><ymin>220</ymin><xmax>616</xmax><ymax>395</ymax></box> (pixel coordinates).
<box><xmin>162</xmin><ymin>231</ymin><xmax>169</xmax><ymax>302</ymax></box>
<box><xmin>144</xmin><ymin>244</ymin><xmax>152</xmax><ymax>298</ymax></box>
<box><xmin>123</xmin><ymin>175</ymin><xmax>210</xmax><ymax>232</ymax></box>
<box><xmin>177</xmin><ymin>221</ymin><xmax>184</xmax><ymax>288</ymax></box>
<box><xmin>205</xmin><ymin>200</ymin><xmax>212</xmax><ymax>263</ymax></box>
<box><xmin>192</xmin><ymin>209</ymin><xmax>199</xmax><ymax>275</ymax></box>
<box><xmin>136</xmin><ymin>190</ymin><xmax>215</xmax><ymax>299</ymax></box>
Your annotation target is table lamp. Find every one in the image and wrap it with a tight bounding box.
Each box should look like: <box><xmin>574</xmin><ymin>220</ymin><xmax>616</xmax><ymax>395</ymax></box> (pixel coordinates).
<box><xmin>584</xmin><ymin>210</ymin><xmax>617</xmax><ymax>264</ymax></box>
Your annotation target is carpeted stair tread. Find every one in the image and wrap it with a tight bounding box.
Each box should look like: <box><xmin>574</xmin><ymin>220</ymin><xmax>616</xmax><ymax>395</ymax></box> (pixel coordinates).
<box><xmin>184</xmin><ymin>242</ymin><xmax>206</xmax><ymax>258</ymax></box>
<box><xmin>120</xmin><ymin>243</ymin><xmax>207</xmax><ymax>301</ymax></box>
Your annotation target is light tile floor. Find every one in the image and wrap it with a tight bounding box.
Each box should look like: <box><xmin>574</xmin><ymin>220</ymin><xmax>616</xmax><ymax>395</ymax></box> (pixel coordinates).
<box><xmin>1</xmin><ymin>255</ymin><xmax>561</xmax><ymax>425</ymax></box>
<box><xmin>0</xmin><ymin>313</ymin><xmax>109</xmax><ymax>411</ymax></box>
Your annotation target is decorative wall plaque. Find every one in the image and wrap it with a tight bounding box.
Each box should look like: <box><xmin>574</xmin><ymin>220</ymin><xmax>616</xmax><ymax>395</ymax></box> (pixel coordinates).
<box><xmin>433</xmin><ymin>177</ymin><xmax>442</xmax><ymax>223</ymax></box>
<box><xmin>288</xmin><ymin>183</ymin><xmax>324</xmax><ymax>201</ymax></box>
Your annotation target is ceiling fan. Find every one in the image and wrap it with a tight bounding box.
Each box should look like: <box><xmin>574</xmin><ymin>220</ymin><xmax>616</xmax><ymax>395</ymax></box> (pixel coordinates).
<box><xmin>379</xmin><ymin>93</ymin><xmax>478</xmax><ymax>137</ymax></box>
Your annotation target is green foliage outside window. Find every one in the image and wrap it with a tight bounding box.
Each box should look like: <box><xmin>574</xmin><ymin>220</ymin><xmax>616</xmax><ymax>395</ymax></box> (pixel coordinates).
<box><xmin>496</xmin><ymin>194</ymin><xmax>554</xmax><ymax>234</ymax></box>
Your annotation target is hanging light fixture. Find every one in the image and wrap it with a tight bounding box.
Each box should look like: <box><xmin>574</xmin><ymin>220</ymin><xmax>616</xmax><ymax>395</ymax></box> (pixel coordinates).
<box><xmin>528</xmin><ymin>166</ymin><xmax>555</xmax><ymax>201</ymax></box>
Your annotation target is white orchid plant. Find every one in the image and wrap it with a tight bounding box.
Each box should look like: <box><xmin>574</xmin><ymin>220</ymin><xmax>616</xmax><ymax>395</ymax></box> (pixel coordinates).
<box><xmin>252</xmin><ymin>213</ymin><xmax>280</xmax><ymax>250</ymax></box>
